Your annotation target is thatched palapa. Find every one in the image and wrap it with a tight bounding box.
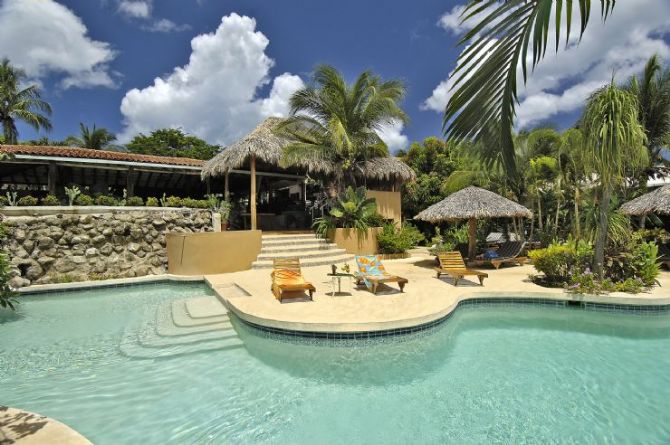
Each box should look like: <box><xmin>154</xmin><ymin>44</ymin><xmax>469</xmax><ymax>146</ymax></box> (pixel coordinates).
<box><xmin>620</xmin><ymin>184</ymin><xmax>670</xmax><ymax>216</ymax></box>
<box><xmin>359</xmin><ymin>157</ymin><xmax>416</xmax><ymax>182</ymax></box>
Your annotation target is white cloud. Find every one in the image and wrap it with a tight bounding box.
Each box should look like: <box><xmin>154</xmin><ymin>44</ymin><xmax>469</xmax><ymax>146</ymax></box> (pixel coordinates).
<box><xmin>0</xmin><ymin>0</ymin><xmax>117</xmax><ymax>89</ymax></box>
<box><xmin>118</xmin><ymin>0</ymin><xmax>150</xmax><ymax>19</ymax></box>
<box><xmin>378</xmin><ymin>121</ymin><xmax>409</xmax><ymax>153</ymax></box>
<box><xmin>118</xmin><ymin>13</ymin><xmax>304</xmax><ymax>145</ymax></box>
<box><xmin>143</xmin><ymin>18</ymin><xmax>190</xmax><ymax>33</ymax></box>
<box><xmin>425</xmin><ymin>0</ymin><xmax>670</xmax><ymax>128</ymax></box>
<box><xmin>438</xmin><ymin>2</ymin><xmax>504</xmax><ymax>35</ymax></box>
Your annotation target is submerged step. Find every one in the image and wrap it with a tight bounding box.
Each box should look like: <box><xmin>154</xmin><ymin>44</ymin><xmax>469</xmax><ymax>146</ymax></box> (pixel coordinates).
<box><xmin>172</xmin><ymin>300</ymin><xmax>229</xmax><ymax>327</ymax></box>
<box><xmin>120</xmin><ymin>336</ymin><xmax>244</xmax><ymax>360</ymax></box>
<box><xmin>185</xmin><ymin>296</ymin><xmax>228</xmax><ymax>319</ymax></box>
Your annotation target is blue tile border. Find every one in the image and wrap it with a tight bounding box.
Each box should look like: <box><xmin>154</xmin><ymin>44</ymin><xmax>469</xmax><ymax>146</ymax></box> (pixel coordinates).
<box><xmin>236</xmin><ymin>297</ymin><xmax>670</xmax><ymax>341</ymax></box>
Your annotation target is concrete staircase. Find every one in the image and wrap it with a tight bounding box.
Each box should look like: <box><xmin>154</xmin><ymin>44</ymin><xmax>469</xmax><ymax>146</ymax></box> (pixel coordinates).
<box><xmin>120</xmin><ymin>296</ymin><xmax>243</xmax><ymax>359</ymax></box>
<box><xmin>251</xmin><ymin>233</ymin><xmax>354</xmax><ymax>269</ymax></box>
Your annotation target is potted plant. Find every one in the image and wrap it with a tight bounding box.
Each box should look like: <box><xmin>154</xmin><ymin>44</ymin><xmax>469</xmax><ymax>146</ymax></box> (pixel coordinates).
<box><xmin>207</xmin><ymin>195</ymin><xmax>233</xmax><ymax>231</ymax></box>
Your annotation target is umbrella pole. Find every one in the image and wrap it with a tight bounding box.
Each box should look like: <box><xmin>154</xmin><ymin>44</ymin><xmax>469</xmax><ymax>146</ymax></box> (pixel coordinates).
<box><xmin>250</xmin><ymin>154</ymin><xmax>257</xmax><ymax>231</ymax></box>
<box><xmin>467</xmin><ymin>217</ymin><xmax>477</xmax><ymax>261</ymax></box>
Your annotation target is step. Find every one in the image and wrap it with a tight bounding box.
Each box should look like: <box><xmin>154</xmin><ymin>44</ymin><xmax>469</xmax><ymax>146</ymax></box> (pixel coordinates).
<box><xmin>256</xmin><ymin>248</ymin><xmax>348</xmax><ymax>261</ymax></box>
<box><xmin>261</xmin><ymin>238</ymin><xmax>327</xmax><ymax>247</ymax></box>
<box><xmin>155</xmin><ymin>302</ymin><xmax>233</xmax><ymax>337</ymax></box>
<box><xmin>139</xmin><ymin>324</ymin><xmax>239</xmax><ymax>348</ymax></box>
<box><xmin>172</xmin><ymin>300</ymin><xmax>229</xmax><ymax>327</ymax></box>
<box><xmin>185</xmin><ymin>296</ymin><xmax>228</xmax><ymax>318</ymax></box>
<box><xmin>252</xmin><ymin>254</ymin><xmax>355</xmax><ymax>269</ymax></box>
<box><xmin>261</xmin><ymin>234</ymin><xmax>318</xmax><ymax>241</ymax></box>
<box><xmin>260</xmin><ymin>242</ymin><xmax>334</xmax><ymax>253</ymax></box>
<box><xmin>120</xmin><ymin>336</ymin><xmax>244</xmax><ymax>359</ymax></box>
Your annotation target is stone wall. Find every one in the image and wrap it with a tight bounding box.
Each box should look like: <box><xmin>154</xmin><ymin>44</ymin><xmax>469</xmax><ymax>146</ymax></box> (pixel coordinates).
<box><xmin>3</xmin><ymin>209</ymin><xmax>212</xmax><ymax>287</ymax></box>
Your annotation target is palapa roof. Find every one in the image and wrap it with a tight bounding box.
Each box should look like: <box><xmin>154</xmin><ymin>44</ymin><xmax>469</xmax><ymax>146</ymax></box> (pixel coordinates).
<box><xmin>414</xmin><ymin>186</ymin><xmax>532</xmax><ymax>222</ymax></box>
<box><xmin>201</xmin><ymin>116</ymin><xmax>416</xmax><ymax>182</ymax></box>
<box><xmin>201</xmin><ymin>117</ymin><xmax>289</xmax><ymax>178</ymax></box>
<box><xmin>620</xmin><ymin>184</ymin><xmax>670</xmax><ymax>216</ymax></box>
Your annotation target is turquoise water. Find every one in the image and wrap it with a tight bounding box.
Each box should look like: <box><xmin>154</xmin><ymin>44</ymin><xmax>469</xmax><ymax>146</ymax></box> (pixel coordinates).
<box><xmin>1</xmin><ymin>283</ymin><xmax>670</xmax><ymax>444</ymax></box>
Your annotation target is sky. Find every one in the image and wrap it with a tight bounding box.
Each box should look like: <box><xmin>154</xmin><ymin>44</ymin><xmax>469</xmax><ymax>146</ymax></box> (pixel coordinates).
<box><xmin>0</xmin><ymin>0</ymin><xmax>669</xmax><ymax>153</ymax></box>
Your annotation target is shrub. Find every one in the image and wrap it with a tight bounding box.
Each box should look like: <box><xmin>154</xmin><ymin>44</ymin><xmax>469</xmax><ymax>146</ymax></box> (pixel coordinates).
<box><xmin>163</xmin><ymin>195</ymin><xmax>183</xmax><ymax>207</ymax></box>
<box><xmin>182</xmin><ymin>197</ymin><xmax>209</xmax><ymax>209</ymax></box>
<box><xmin>41</xmin><ymin>194</ymin><xmax>60</xmax><ymax>206</ymax></box>
<box><xmin>16</xmin><ymin>195</ymin><xmax>38</xmax><ymax>206</ymax></box>
<box><xmin>0</xmin><ymin>221</ymin><xmax>17</xmax><ymax>309</ymax></box>
<box><xmin>126</xmin><ymin>196</ymin><xmax>144</xmax><ymax>206</ymax></box>
<box><xmin>365</xmin><ymin>212</ymin><xmax>387</xmax><ymax>227</ymax></box>
<box><xmin>529</xmin><ymin>239</ymin><xmax>593</xmax><ymax>285</ymax></box>
<box><xmin>75</xmin><ymin>194</ymin><xmax>94</xmax><ymax>206</ymax></box>
<box><xmin>377</xmin><ymin>223</ymin><xmax>425</xmax><ymax>254</ymax></box>
<box><xmin>145</xmin><ymin>197</ymin><xmax>159</xmax><ymax>207</ymax></box>
<box><xmin>0</xmin><ymin>196</ymin><xmax>8</xmax><ymax>207</ymax></box>
<box><xmin>94</xmin><ymin>194</ymin><xmax>119</xmax><ymax>206</ymax></box>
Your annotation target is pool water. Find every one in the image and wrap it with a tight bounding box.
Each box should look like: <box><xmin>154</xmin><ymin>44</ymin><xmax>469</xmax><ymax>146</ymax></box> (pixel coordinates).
<box><xmin>1</xmin><ymin>283</ymin><xmax>670</xmax><ymax>444</ymax></box>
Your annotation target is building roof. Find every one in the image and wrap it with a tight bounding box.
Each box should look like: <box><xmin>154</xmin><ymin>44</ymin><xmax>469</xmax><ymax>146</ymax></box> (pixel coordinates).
<box><xmin>0</xmin><ymin>145</ymin><xmax>204</xmax><ymax>168</ymax></box>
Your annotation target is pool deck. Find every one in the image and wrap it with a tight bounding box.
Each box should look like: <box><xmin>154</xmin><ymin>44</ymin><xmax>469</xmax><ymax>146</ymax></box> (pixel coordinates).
<box><xmin>206</xmin><ymin>253</ymin><xmax>670</xmax><ymax>334</ymax></box>
<box><xmin>0</xmin><ymin>407</ymin><xmax>92</xmax><ymax>445</ymax></box>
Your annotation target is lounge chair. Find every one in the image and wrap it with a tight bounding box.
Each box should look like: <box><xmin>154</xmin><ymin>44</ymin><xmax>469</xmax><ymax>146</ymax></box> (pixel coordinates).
<box><xmin>354</xmin><ymin>255</ymin><xmax>408</xmax><ymax>294</ymax></box>
<box><xmin>435</xmin><ymin>251</ymin><xmax>487</xmax><ymax>286</ymax></box>
<box><xmin>659</xmin><ymin>244</ymin><xmax>670</xmax><ymax>270</ymax></box>
<box><xmin>271</xmin><ymin>257</ymin><xmax>315</xmax><ymax>303</ymax></box>
<box><xmin>470</xmin><ymin>241</ymin><xmax>527</xmax><ymax>269</ymax></box>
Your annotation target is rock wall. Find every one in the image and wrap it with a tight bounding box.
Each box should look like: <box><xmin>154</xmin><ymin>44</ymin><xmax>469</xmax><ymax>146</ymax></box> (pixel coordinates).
<box><xmin>3</xmin><ymin>209</ymin><xmax>212</xmax><ymax>287</ymax></box>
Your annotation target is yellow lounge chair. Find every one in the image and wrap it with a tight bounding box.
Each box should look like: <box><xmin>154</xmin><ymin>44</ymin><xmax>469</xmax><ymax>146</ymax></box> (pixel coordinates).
<box><xmin>271</xmin><ymin>258</ymin><xmax>315</xmax><ymax>303</ymax></box>
<box><xmin>436</xmin><ymin>251</ymin><xmax>487</xmax><ymax>286</ymax></box>
<box><xmin>354</xmin><ymin>255</ymin><xmax>408</xmax><ymax>294</ymax></box>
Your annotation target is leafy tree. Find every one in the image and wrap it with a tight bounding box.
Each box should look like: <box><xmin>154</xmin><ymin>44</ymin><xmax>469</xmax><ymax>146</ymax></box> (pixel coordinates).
<box><xmin>312</xmin><ymin>186</ymin><xmax>378</xmax><ymax>236</ymax></box>
<box><xmin>126</xmin><ymin>128</ymin><xmax>220</xmax><ymax>160</ymax></box>
<box><xmin>277</xmin><ymin>65</ymin><xmax>408</xmax><ymax>192</ymax></box>
<box><xmin>0</xmin><ymin>59</ymin><xmax>52</xmax><ymax>144</ymax></box>
<box><xmin>627</xmin><ymin>54</ymin><xmax>670</xmax><ymax>163</ymax></box>
<box><xmin>65</xmin><ymin>123</ymin><xmax>116</xmax><ymax>150</ymax></box>
<box><xmin>444</xmin><ymin>1</ymin><xmax>617</xmax><ymax>180</ymax></box>
<box><xmin>581</xmin><ymin>81</ymin><xmax>648</xmax><ymax>276</ymax></box>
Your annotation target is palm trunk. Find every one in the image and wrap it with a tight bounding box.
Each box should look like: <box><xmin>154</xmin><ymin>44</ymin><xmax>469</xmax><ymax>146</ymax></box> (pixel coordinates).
<box><xmin>537</xmin><ymin>194</ymin><xmax>543</xmax><ymax>231</ymax></box>
<box><xmin>573</xmin><ymin>187</ymin><xmax>581</xmax><ymax>241</ymax></box>
<box><xmin>593</xmin><ymin>186</ymin><xmax>612</xmax><ymax>277</ymax></box>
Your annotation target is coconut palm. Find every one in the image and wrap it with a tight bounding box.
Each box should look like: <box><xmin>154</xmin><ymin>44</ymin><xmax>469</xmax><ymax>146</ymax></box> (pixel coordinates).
<box><xmin>580</xmin><ymin>81</ymin><xmax>648</xmax><ymax>276</ymax></box>
<box><xmin>65</xmin><ymin>123</ymin><xmax>116</xmax><ymax>150</ymax></box>
<box><xmin>276</xmin><ymin>65</ymin><xmax>408</xmax><ymax>193</ymax></box>
<box><xmin>0</xmin><ymin>59</ymin><xmax>52</xmax><ymax>144</ymax></box>
<box><xmin>627</xmin><ymin>54</ymin><xmax>670</xmax><ymax>163</ymax></box>
<box><xmin>444</xmin><ymin>1</ymin><xmax>617</xmax><ymax>180</ymax></box>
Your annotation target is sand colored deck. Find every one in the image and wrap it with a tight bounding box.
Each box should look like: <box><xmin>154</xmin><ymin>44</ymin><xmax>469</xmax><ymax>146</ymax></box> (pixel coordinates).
<box><xmin>207</xmin><ymin>253</ymin><xmax>670</xmax><ymax>333</ymax></box>
<box><xmin>0</xmin><ymin>407</ymin><xmax>92</xmax><ymax>445</ymax></box>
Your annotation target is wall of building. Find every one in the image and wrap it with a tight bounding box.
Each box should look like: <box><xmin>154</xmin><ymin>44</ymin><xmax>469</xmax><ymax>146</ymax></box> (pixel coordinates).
<box><xmin>166</xmin><ymin>230</ymin><xmax>262</xmax><ymax>275</ymax></box>
<box><xmin>3</xmin><ymin>208</ymin><xmax>212</xmax><ymax>288</ymax></box>
<box><xmin>328</xmin><ymin>228</ymin><xmax>381</xmax><ymax>255</ymax></box>
<box><xmin>366</xmin><ymin>190</ymin><xmax>401</xmax><ymax>223</ymax></box>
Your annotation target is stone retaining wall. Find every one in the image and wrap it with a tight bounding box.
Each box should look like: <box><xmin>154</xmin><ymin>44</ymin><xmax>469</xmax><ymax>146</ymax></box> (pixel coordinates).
<box><xmin>3</xmin><ymin>208</ymin><xmax>212</xmax><ymax>287</ymax></box>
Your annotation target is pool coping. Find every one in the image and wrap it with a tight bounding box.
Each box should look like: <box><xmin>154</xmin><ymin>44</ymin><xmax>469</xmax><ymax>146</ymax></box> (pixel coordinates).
<box><xmin>16</xmin><ymin>274</ymin><xmax>204</xmax><ymax>295</ymax></box>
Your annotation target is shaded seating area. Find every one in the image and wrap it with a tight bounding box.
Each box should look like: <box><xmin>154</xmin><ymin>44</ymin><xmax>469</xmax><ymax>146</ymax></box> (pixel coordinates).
<box><xmin>354</xmin><ymin>255</ymin><xmax>408</xmax><ymax>294</ymax></box>
<box><xmin>271</xmin><ymin>258</ymin><xmax>315</xmax><ymax>303</ymax></box>
<box><xmin>435</xmin><ymin>252</ymin><xmax>487</xmax><ymax>286</ymax></box>
<box><xmin>470</xmin><ymin>241</ymin><xmax>527</xmax><ymax>269</ymax></box>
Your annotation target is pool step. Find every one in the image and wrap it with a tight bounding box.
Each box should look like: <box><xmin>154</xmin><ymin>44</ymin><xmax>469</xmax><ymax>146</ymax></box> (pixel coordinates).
<box><xmin>119</xmin><ymin>295</ymin><xmax>243</xmax><ymax>360</ymax></box>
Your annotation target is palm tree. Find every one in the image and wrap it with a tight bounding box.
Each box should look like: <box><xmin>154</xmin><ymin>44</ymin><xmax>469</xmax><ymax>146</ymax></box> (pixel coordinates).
<box><xmin>627</xmin><ymin>54</ymin><xmax>670</xmax><ymax>163</ymax></box>
<box><xmin>444</xmin><ymin>1</ymin><xmax>617</xmax><ymax>180</ymax></box>
<box><xmin>0</xmin><ymin>59</ymin><xmax>52</xmax><ymax>144</ymax></box>
<box><xmin>580</xmin><ymin>81</ymin><xmax>647</xmax><ymax>276</ymax></box>
<box><xmin>276</xmin><ymin>65</ymin><xmax>408</xmax><ymax>193</ymax></box>
<box><xmin>66</xmin><ymin>123</ymin><xmax>116</xmax><ymax>150</ymax></box>
<box><xmin>559</xmin><ymin>128</ymin><xmax>587</xmax><ymax>239</ymax></box>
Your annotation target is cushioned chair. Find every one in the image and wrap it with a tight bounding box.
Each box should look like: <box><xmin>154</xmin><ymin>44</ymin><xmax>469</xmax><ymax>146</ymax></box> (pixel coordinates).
<box><xmin>435</xmin><ymin>251</ymin><xmax>487</xmax><ymax>286</ymax></box>
<box><xmin>354</xmin><ymin>255</ymin><xmax>408</xmax><ymax>294</ymax></box>
<box><xmin>470</xmin><ymin>241</ymin><xmax>527</xmax><ymax>269</ymax></box>
<box><xmin>271</xmin><ymin>257</ymin><xmax>315</xmax><ymax>303</ymax></box>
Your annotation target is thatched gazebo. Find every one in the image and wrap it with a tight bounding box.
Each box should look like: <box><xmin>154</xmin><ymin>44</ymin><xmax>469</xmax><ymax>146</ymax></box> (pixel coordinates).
<box><xmin>414</xmin><ymin>186</ymin><xmax>532</xmax><ymax>260</ymax></box>
<box><xmin>620</xmin><ymin>184</ymin><xmax>670</xmax><ymax>217</ymax></box>
<box><xmin>202</xmin><ymin>117</ymin><xmax>416</xmax><ymax>230</ymax></box>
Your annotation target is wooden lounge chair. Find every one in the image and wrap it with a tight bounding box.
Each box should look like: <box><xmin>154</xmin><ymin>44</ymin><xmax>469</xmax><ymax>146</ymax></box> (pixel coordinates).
<box><xmin>470</xmin><ymin>241</ymin><xmax>527</xmax><ymax>269</ymax></box>
<box><xmin>436</xmin><ymin>251</ymin><xmax>487</xmax><ymax>286</ymax></box>
<box><xmin>354</xmin><ymin>255</ymin><xmax>408</xmax><ymax>294</ymax></box>
<box><xmin>271</xmin><ymin>257</ymin><xmax>315</xmax><ymax>303</ymax></box>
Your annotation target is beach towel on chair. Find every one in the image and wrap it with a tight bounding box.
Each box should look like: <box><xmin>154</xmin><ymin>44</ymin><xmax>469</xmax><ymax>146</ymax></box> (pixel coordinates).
<box><xmin>355</xmin><ymin>255</ymin><xmax>387</xmax><ymax>290</ymax></box>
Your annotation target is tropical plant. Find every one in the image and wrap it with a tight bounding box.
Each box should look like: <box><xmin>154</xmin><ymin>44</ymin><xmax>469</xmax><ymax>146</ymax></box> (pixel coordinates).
<box><xmin>580</xmin><ymin>81</ymin><xmax>648</xmax><ymax>276</ymax></box>
<box><xmin>16</xmin><ymin>195</ymin><xmax>38</xmax><ymax>206</ymax></box>
<box><xmin>126</xmin><ymin>128</ymin><xmax>220</xmax><ymax>160</ymax></box>
<box><xmin>145</xmin><ymin>196</ymin><xmax>159</xmax><ymax>207</ymax></box>
<box><xmin>0</xmin><ymin>221</ymin><xmax>17</xmax><ymax>310</ymax></box>
<box><xmin>0</xmin><ymin>59</ymin><xmax>52</xmax><ymax>144</ymax></box>
<box><xmin>444</xmin><ymin>1</ymin><xmax>617</xmax><ymax>180</ymax></box>
<box><xmin>41</xmin><ymin>195</ymin><xmax>60</xmax><ymax>206</ymax></box>
<box><xmin>377</xmin><ymin>223</ymin><xmax>425</xmax><ymax>254</ymax></box>
<box><xmin>5</xmin><ymin>191</ymin><xmax>17</xmax><ymax>206</ymax></box>
<box><xmin>277</xmin><ymin>65</ymin><xmax>408</xmax><ymax>193</ymax></box>
<box><xmin>126</xmin><ymin>196</ymin><xmax>144</xmax><ymax>206</ymax></box>
<box><xmin>65</xmin><ymin>123</ymin><xmax>116</xmax><ymax>150</ymax></box>
<box><xmin>627</xmin><ymin>54</ymin><xmax>670</xmax><ymax>163</ymax></box>
<box><xmin>313</xmin><ymin>186</ymin><xmax>378</xmax><ymax>236</ymax></box>
<box><xmin>64</xmin><ymin>186</ymin><xmax>81</xmax><ymax>206</ymax></box>
<box><xmin>74</xmin><ymin>194</ymin><xmax>94</xmax><ymax>206</ymax></box>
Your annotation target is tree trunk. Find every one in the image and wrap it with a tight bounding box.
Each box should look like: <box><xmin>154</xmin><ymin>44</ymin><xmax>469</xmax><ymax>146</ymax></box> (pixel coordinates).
<box><xmin>573</xmin><ymin>187</ymin><xmax>580</xmax><ymax>241</ymax></box>
<box><xmin>593</xmin><ymin>186</ymin><xmax>611</xmax><ymax>277</ymax></box>
<box><xmin>250</xmin><ymin>154</ymin><xmax>257</xmax><ymax>231</ymax></box>
<box><xmin>467</xmin><ymin>217</ymin><xmax>477</xmax><ymax>261</ymax></box>
<box><xmin>537</xmin><ymin>194</ymin><xmax>543</xmax><ymax>231</ymax></box>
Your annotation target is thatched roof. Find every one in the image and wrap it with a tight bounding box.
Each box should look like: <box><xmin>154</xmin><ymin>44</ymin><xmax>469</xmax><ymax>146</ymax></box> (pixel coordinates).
<box><xmin>620</xmin><ymin>184</ymin><xmax>670</xmax><ymax>216</ymax></box>
<box><xmin>201</xmin><ymin>116</ymin><xmax>416</xmax><ymax>182</ymax></box>
<box><xmin>414</xmin><ymin>186</ymin><xmax>532</xmax><ymax>222</ymax></box>
<box><xmin>202</xmin><ymin>117</ymin><xmax>289</xmax><ymax>178</ymax></box>
<box><xmin>358</xmin><ymin>157</ymin><xmax>416</xmax><ymax>182</ymax></box>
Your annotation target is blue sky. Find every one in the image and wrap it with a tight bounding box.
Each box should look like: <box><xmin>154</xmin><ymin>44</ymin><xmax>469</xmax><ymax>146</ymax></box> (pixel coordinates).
<box><xmin>1</xmin><ymin>0</ymin><xmax>669</xmax><ymax>152</ymax></box>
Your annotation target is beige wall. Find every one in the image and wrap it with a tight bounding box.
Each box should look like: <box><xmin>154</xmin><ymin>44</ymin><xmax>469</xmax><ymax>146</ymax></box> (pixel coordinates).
<box><xmin>328</xmin><ymin>227</ymin><xmax>381</xmax><ymax>255</ymax></box>
<box><xmin>167</xmin><ymin>230</ymin><xmax>262</xmax><ymax>275</ymax></box>
<box><xmin>366</xmin><ymin>190</ymin><xmax>401</xmax><ymax>224</ymax></box>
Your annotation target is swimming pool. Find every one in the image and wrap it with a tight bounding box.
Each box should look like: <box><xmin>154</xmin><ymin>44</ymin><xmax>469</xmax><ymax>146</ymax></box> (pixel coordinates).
<box><xmin>1</xmin><ymin>283</ymin><xmax>669</xmax><ymax>444</ymax></box>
